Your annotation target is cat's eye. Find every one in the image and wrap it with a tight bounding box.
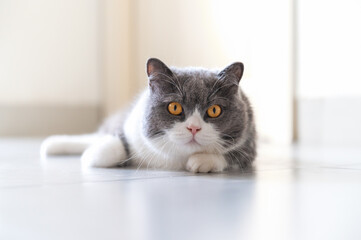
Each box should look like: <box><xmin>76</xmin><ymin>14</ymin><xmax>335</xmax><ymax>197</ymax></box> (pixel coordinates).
<box><xmin>207</xmin><ymin>105</ymin><xmax>222</xmax><ymax>118</ymax></box>
<box><xmin>168</xmin><ymin>102</ymin><xmax>183</xmax><ymax>115</ymax></box>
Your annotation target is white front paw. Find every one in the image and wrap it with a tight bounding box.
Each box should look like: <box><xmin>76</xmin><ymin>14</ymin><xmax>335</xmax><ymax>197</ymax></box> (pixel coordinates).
<box><xmin>81</xmin><ymin>135</ymin><xmax>126</xmax><ymax>168</ymax></box>
<box><xmin>186</xmin><ymin>153</ymin><xmax>227</xmax><ymax>173</ymax></box>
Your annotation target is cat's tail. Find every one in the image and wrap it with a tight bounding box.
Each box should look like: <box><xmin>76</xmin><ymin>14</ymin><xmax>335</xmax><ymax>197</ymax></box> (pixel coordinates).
<box><xmin>40</xmin><ymin>134</ymin><xmax>99</xmax><ymax>157</ymax></box>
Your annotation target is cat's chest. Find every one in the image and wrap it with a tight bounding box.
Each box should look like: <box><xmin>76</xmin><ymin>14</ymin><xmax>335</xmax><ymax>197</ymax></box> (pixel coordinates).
<box><xmin>132</xmin><ymin>146</ymin><xmax>189</xmax><ymax>170</ymax></box>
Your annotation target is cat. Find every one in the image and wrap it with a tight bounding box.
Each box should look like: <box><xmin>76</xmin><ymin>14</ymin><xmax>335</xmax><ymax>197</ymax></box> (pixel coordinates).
<box><xmin>41</xmin><ymin>58</ymin><xmax>256</xmax><ymax>173</ymax></box>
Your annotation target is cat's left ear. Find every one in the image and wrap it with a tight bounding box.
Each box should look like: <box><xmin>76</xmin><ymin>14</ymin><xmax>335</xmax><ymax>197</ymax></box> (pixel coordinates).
<box><xmin>218</xmin><ymin>62</ymin><xmax>244</xmax><ymax>84</ymax></box>
<box><xmin>146</xmin><ymin>58</ymin><xmax>173</xmax><ymax>78</ymax></box>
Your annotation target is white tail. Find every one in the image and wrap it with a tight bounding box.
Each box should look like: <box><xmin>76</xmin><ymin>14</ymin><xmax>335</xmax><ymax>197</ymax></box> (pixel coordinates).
<box><xmin>40</xmin><ymin>134</ymin><xmax>99</xmax><ymax>157</ymax></box>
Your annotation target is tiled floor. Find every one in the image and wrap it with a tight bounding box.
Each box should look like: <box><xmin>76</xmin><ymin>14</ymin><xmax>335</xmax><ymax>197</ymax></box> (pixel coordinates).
<box><xmin>1</xmin><ymin>139</ymin><xmax>361</xmax><ymax>240</ymax></box>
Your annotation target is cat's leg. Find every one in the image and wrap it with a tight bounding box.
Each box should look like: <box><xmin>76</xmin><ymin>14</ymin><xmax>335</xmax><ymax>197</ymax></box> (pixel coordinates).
<box><xmin>81</xmin><ymin>135</ymin><xmax>129</xmax><ymax>168</ymax></box>
<box><xmin>186</xmin><ymin>153</ymin><xmax>228</xmax><ymax>173</ymax></box>
<box><xmin>224</xmin><ymin>138</ymin><xmax>257</xmax><ymax>170</ymax></box>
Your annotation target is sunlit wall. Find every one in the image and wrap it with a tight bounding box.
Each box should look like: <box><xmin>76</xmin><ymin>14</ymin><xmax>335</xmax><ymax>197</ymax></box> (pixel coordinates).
<box><xmin>297</xmin><ymin>0</ymin><xmax>361</xmax><ymax>147</ymax></box>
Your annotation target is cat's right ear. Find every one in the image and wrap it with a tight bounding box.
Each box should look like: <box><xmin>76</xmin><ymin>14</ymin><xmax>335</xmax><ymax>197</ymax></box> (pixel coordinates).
<box><xmin>146</xmin><ymin>58</ymin><xmax>173</xmax><ymax>78</ymax></box>
<box><xmin>218</xmin><ymin>62</ymin><xmax>244</xmax><ymax>84</ymax></box>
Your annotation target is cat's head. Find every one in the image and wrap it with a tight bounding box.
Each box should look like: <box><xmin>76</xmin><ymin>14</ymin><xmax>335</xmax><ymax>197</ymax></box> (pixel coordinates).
<box><xmin>143</xmin><ymin>58</ymin><xmax>249</xmax><ymax>155</ymax></box>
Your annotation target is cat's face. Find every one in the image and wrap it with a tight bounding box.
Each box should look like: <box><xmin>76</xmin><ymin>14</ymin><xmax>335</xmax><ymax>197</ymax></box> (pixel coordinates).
<box><xmin>143</xmin><ymin>58</ymin><xmax>247</xmax><ymax>155</ymax></box>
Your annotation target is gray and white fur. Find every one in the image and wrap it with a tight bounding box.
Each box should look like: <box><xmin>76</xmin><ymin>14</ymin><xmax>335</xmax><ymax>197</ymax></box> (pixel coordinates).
<box><xmin>41</xmin><ymin>58</ymin><xmax>256</xmax><ymax>173</ymax></box>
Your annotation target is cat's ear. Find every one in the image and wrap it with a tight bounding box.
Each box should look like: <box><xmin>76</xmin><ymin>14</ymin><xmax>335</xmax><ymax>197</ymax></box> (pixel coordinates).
<box><xmin>146</xmin><ymin>58</ymin><xmax>176</xmax><ymax>94</ymax></box>
<box><xmin>218</xmin><ymin>62</ymin><xmax>244</xmax><ymax>84</ymax></box>
<box><xmin>146</xmin><ymin>58</ymin><xmax>173</xmax><ymax>78</ymax></box>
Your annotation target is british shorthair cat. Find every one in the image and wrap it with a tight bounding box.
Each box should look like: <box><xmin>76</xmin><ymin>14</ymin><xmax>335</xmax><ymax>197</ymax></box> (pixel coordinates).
<box><xmin>41</xmin><ymin>58</ymin><xmax>256</xmax><ymax>173</ymax></box>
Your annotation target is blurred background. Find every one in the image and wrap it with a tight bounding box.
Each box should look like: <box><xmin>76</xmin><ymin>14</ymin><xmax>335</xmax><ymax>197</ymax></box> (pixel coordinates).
<box><xmin>0</xmin><ymin>0</ymin><xmax>360</xmax><ymax>148</ymax></box>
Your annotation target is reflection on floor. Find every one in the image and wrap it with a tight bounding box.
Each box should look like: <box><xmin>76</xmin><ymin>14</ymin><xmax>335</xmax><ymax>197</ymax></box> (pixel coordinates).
<box><xmin>1</xmin><ymin>139</ymin><xmax>361</xmax><ymax>240</ymax></box>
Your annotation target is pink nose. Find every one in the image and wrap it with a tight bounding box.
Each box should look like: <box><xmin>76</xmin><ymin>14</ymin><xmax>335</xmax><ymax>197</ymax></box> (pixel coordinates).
<box><xmin>187</xmin><ymin>125</ymin><xmax>201</xmax><ymax>135</ymax></box>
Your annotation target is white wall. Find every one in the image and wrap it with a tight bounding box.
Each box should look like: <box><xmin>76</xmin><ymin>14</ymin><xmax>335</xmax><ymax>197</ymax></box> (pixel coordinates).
<box><xmin>0</xmin><ymin>0</ymin><xmax>101</xmax><ymax>106</ymax></box>
<box><xmin>101</xmin><ymin>0</ymin><xmax>132</xmax><ymax>116</ymax></box>
<box><xmin>0</xmin><ymin>0</ymin><xmax>295</xmax><ymax>143</ymax></box>
<box><xmin>298</xmin><ymin>0</ymin><xmax>361</xmax><ymax>99</ymax></box>
<box><xmin>297</xmin><ymin>0</ymin><xmax>361</xmax><ymax>147</ymax></box>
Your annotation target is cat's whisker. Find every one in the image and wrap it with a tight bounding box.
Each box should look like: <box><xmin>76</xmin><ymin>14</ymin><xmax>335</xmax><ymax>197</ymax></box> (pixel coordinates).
<box><xmin>147</xmin><ymin>140</ymin><xmax>168</xmax><ymax>170</ymax></box>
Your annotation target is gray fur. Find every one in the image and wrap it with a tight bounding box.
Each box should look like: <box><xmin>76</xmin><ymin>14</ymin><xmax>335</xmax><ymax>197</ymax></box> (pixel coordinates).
<box><xmin>101</xmin><ymin>58</ymin><xmax>256</xmax><ymax>170</ymax></box>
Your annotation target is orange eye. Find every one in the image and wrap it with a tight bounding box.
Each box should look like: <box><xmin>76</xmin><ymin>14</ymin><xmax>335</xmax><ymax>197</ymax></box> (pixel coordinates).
<box><xmin>207</xmin><ymin>105</ymin><xmax>222</xmax><ymax>118</ymax></box>
<box><xmin>168</xmin><ymin>102</ymin><xmax>183</xmax><ymax>115</ymax></box>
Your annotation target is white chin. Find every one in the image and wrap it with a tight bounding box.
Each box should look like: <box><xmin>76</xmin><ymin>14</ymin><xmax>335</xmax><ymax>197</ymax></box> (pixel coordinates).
<box><xmin>171</xmin><ymin>139</ymin><xmax>201</xmax><ymax>150</ymax></box>
<box><xmin>185</xmin><ymin>140</ymin><xmax>205</xmax><ymax>151</ymax></box>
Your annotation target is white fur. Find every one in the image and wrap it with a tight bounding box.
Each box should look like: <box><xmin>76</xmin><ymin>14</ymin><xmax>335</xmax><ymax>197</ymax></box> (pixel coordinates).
<box><xmin>40</xmin><ymin>134</ymin><xmax>98</xmax><ymax>158</ymax></box>
<box><xmin>186</xmin><ymin>153</ymin><xmax>227</xmax><ymax>173</ymax></box>
<box><xmin>81</xmin><ymin>135</ymin><xmax>127</xmax><ymax>168</ymax></box>
<box><xmin>41</xmin><ymin>134</ymin><xmax>127</xmax><ymax>168</ymax></box>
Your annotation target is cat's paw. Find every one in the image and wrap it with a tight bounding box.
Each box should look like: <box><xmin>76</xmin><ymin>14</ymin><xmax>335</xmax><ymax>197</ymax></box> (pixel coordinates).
<box><xmin>186</xmin><ymin>153</ymin><xmax>227</xmax><ymax>173</ymax></box>
<box><xmin>81</xmin><ymin>135</ymin><xmax>127</xmax><ymax>168</ymax></box>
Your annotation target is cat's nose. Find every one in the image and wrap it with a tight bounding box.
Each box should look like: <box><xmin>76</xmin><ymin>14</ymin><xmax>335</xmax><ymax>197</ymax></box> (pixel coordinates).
<box><xmin>187</xmin><ymin>125</ymin><xmax>201</xmax><ymax>135</ymax></box>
